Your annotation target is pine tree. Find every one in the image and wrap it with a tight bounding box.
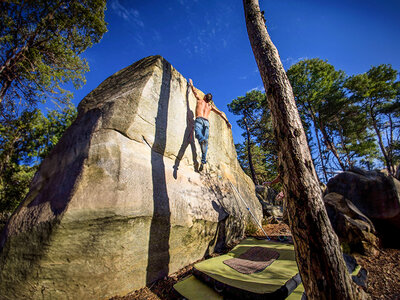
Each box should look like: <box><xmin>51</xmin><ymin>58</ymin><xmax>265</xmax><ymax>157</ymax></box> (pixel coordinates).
<box><xmin>345</xmin><ymin>64</ymin><xmax>400</xmax><ymax>174</ymax></box>
<box><xmin>243</xmin><ymin>0</ymin><xmax>369</xmax><ymax>298</ymax></box>
<box><xmin>0</xmin><ymin>105</ymin><xmax>77</xmax><ymax>213</ymax></box>
<box><xmin>287</xmin><ymin>59</ymin><xmax>379</xmax><ymax>180</ymax></box>
<box><xmin>0</xmin><ymin>0</ymin><xmax>107</xmax><ymax>120</ymax></box>
<box><xmin>229</xmin><ymin>90</ymin><xmax>278</xmax><ymax>184</ymax></box>
<box><xmin>228</xmin><ymin>90</ymin><xmax>265</xmax><ymax>184</ymax></box>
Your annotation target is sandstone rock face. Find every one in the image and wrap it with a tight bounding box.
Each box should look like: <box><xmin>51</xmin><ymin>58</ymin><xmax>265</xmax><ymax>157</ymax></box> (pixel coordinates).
<box><xmin>326</xmin><ymin>168</ymin><xmax>400</xmax><ymax>248</ymax></box>
<box><xmin>0</xmin><ymin>56</ymin><xmax>262</xmax><ymax>299</ymax></box>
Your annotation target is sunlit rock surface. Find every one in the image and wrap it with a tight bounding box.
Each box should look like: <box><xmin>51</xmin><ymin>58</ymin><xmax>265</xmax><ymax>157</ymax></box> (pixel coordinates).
<box><xmin>0</xmin><ymin>56</ymin><xmax>261</xmax><ymax>299</ymax></box>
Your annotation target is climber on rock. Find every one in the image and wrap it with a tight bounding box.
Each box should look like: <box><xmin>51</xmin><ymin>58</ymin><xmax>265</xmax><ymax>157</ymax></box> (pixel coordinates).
<box><xmin>188</xmin><ymin>78</ymin><xmax>231</xmax><ymax>166</ymax></box>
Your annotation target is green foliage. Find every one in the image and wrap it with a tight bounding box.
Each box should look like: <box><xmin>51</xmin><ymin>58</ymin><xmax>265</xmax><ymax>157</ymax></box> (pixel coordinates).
<box><xmin>38</xmin><ymin>103</ymin><xmax>77</xmax><ymax>160</ymax></box>
<box><xmin>245</xmin><ymin>221</ymin><xmax>258</xmax><ymax>236</ymax></box>
<box><xmin>0</xmin><ymin>164</ymin><xmax>37</xmax><ymax>213</ymax></box>
<box><xmin>0</xmin><ymin>0</ymin><xmax>107</xmax><ymax>119</ymax></box>
<box><xmin>228</xmin><ymin>90</ymin><xmax>264</xmax><ymax>130</ymax></box>
<box><xmin>0</xmin><ymin>105</ymin><xmax>77</xmax><ymax>213</ymax></box>
<box><xmin>235</xmin><ymin>142</ymin><xmax>275</xmax><ymax>184</ymax></box>
<box><xmin>231</xmin><ymin>60</ymin><xmax>399</xmax><ymax>183</ymax></box>
<box><xmin>0</xmin><ymin>0</ymin><xmax>103</xmax><ymax>214</ymax></box>
<box><xmin>287</xmin><ymin>58</ymin><xmax>379</xmax><ymax>180</ymax></box>
<box><xmin>232</xmin><ymin>60</ymin><xmax>399</xmax><ymax>182</ymax></box>
<box><xmin>228</xmin><ymin>90</ymin><xmax>278</xmax><ymax>183</ymax></box>
<box><xmin>345</xmin><ymin>64</ymin><xmax>400</xmax><ymax>174</ymax></box>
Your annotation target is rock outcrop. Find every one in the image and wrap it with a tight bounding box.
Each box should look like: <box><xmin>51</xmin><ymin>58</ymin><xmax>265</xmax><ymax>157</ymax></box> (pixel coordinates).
<box><xmin>255</xmin><ymin>185</ymin><xmax>279</xmax><ymax>205</ymax></box>
<box><xmin>324</xmin><ymin>192</ymin><xmax>379</xmax><ymax>255</ymax></box>
<box><xmin>0</xmin><ymin>56</ymin><xmax>262</xmax><ymax>299</ymax></box>
<box><xmin>326</xmin><ymin>168</ymin><xmax>400</xmax><ymax>248</ymax></box>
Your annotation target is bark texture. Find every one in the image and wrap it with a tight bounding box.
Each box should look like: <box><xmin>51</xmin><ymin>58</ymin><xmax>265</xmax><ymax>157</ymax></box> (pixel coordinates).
<box><xmin>242</xmin><ymin>0</ymin><xmax>370</xmax><ymax>299</ymax></box>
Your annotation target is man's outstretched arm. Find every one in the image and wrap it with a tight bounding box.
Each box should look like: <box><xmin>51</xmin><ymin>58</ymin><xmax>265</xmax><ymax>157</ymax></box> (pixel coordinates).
<box><xmin>188</xmin><ymin>78</ymin><xmax>202</xmax><ymax>101</ymax></box>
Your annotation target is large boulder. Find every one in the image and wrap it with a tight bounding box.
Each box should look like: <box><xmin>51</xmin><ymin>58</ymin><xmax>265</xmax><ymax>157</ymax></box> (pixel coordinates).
<box><xmin>0</xmin><ymin>56</ymin><xmax>262</xmax><ymax>299</ymax></box>
<box><xmin>324</xmin><ymin>192</ymin><xmax>379</xmax><ymax>255</ymax></box>
<box><xmin>255</xmin><ymin>185</ymin><xmax>279</xmax><ymax>205</ymax></box>
<box><xmin>326</xmin><ymin>168</ymin><xmax>400</xmax><ymax>248</ymax></box>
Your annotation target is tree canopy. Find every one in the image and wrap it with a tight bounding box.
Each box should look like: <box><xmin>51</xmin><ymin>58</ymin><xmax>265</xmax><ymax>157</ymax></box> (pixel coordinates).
<box><xmin>228</xmin><ymin>90</ymin><xmax>278</xmax><ymax>184</ymax></box>
<box><xmin>0</xmin><ymin>0</ymin><xmax>107</xmax><ymax>120</ymax></box>
<box><xmin>232</xmin><ymin>59</ymin><xmax>399</xmax><ymax>184</ymax></box>
<box><xmin>345</xmin><ymin>64</ymin><xmax>400</xmax><ymax>174</ymax></box>
<box><xmin>0</xmin><ymin>105</ymin><xmax>77</xmax><ymax>213</ymax></box>
<box><xmin>0</xmin><ymin>0</ymin><xmax>106</xmax><ymax>214</ymax></box>
<box><xmin>287</xmin><ymin>58</ymin><xmax>379</xmax><ymax>180</ymax></box>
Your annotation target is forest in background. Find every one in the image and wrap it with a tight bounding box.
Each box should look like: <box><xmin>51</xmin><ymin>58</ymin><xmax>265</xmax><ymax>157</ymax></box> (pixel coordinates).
<box><xmin>0</xmin><ymin>0</ymin><xmax>107</xmax><ymax>217</ymax></box>
<box><xmin>231</xmin><ymin>59</ymin><xmax>400</xmax><ymax>186</ymax></box>
<box><xmin>1</xmin><ymin>2</ymin><xmax>398</xmax><ymax>298</ymax></box>
<box><xmin>0</xmin><ymin>1</ymin><xmax>399</xmax><ymax>218</ymax></box>
<box><xmin>1</xmin><ymin>57</ymin><xmax>399</xmax><ymax>216</ymax></box>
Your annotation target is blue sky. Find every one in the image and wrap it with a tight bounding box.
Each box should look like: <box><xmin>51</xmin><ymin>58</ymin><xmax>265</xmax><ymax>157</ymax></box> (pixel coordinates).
<box><xmin>68</xmin><ymin>0</ymin><xmax>400</xmax><ymax>144</ymax></box>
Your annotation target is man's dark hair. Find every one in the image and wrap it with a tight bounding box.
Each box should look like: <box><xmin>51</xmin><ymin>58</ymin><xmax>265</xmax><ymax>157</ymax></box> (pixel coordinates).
<box><xmin>205</xmin><ymin>93</ymin><xmax>213</xmax><ymax>102</ymax></box>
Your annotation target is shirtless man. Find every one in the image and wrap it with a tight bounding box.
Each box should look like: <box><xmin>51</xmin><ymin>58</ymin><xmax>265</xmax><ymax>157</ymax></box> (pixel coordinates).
<box><xmin>189</xmin><ymin>78</ymin><xmax>231</xmax><ymax>165</ymax></box>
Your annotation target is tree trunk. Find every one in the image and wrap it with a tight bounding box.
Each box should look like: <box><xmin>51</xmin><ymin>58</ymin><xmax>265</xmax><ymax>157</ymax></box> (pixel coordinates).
<box><xmin>242</xmin><ymin>1</ymin><xmax>369</xmax><ymax>299</ymax></box>
<box><xmin>319</xmin><ymin>121</ymin><xmax>346</xmax><ymax>171</ymax></box>
<box><xmin>0</xmin><ymin>79</ymin><xmax>11</xmax><ymax>104</ymax></box>
<box><xmin>303</xmin><ymin>100</ymin><xmax>346</xmax><ymax>171</ymax></box>
<box><xmin>336</xmin><ymin>120</ymin><xmax>353</xmax><ymax>168</ymax></box>
<box><xmin>370</xmin><ymin>106</ymin><xmax>392</xmax><ymax>175</ymax></box>
<box><xmin>312</xmin><ymin>111</ymin><xmax>346</xmax><ymax>171</ymax></box>
<box><xmin>314</xmin><ymin>125</ymin><xmax>329</xmax><ymax>183</ymax></box>
<box><xmin>387</xmin><ymin>114</ymin><xmax>395</xmax><ymax>175</ymax></box>
<box><xmin>244</xmin><ymin>116</ymin><xmax>259</xmax><ymax>185</ymax></box>
<box><xmin>0</xmin><ymin>1</ymin><xmax>65</xmax><ymax>105</ymax></box>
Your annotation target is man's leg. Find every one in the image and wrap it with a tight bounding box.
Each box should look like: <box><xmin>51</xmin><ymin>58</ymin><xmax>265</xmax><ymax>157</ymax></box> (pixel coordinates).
<box><xmin>200</xmin><ymin>121</ymin><xmax>209</xmax><ymax>164</ymax></box>
<box><xmin>194</xmin><ymin>118</ymin><xmax>206</xmax><ymax>164</ymax></box>
<box><xmin>194</xmin><ymin>118</ymin><xmax>205</xmax><ymax>143</ymax></box>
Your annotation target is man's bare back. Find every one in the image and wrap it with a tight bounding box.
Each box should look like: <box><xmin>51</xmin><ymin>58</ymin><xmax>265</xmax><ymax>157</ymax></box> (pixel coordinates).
<box><xmin>188</xmin><ymin>78</ymin><xmax>231</xmax><ymax>165</ymax></box>
<box><xmin>195</xmin><ymin>98</ymin><xmax>212</xmax><ymax>119</ymax></box>
<box><xmin>189</xmin><ymin>78</ymin><xmax>231</xmax><ymax>127</ymax></box>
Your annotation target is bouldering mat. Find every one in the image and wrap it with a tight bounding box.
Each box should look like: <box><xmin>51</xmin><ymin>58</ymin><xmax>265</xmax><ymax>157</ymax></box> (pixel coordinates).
<box><xmin>175</xmin><ymin>238</ymin><xmax>365</xmax><ymax>299</ymax></box>
<box><xmin>174</xmin><ymin>275</ymin><xmax>305</xmax><ymax>300</ymax></box>
<box><xmin>173</xmin><ymin>275</ymin><xmax>222</xmax><ymax>300</ymax></box>
<box><xmin>275</xmin><ymin>260</ymin><xmax>362</xmax><ymax>300</ymax></box>
<box><xmin>193</xmin><ymin>238</ymin><xmax>301</xmax><ymax>299</ymax></box>
<box><xmin>283</xmin><ymin>263</ymin><xmax>364</xmax><ymax>300</ymax></box>
<box><xmin>286</xmin><ymin>283</ymin><xmax>305</xmax><ymax>300</ymax></box>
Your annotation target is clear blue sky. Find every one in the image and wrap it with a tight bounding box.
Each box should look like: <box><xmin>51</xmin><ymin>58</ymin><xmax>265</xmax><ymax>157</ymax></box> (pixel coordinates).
<box><xmin>69</xmin><ymin>0</ymin><xmax>400</xmax><ymax>144</ymax></box>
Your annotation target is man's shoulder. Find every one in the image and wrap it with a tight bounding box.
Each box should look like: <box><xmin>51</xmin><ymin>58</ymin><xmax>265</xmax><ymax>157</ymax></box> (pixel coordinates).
<box><xmin>196</xmin><ymin>98</ymin><xmax>205</xmax><ymax>105</ymax></box>
<box><xmin>196</xmin><ymin>90</ymin><xmax>205</xmax><ymax>100</ymax></box>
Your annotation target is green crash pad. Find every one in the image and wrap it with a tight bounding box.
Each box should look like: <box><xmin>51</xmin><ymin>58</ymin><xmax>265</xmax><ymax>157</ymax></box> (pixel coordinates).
<box><xmin>174</xmin><ymin>275</ymin><xmax>305</xmax><ymax>300</ymax></box>
<box><xmin>286</xmin><ymin>283</ymin><xmax>304</xmax><ymax>300</ymax></box>
<box><xmin>174</xmin><ymin>275</ymin><xmax>222</xmax><ymax>300</ymax></box>
<box><xmin>285</xmin><ymin>263</ymin><xmax>361</xmax><ymax>300</ymax></box>
<box><xmin>193</xmin><ymin>238</ymin><xmax>299</xmax><ymax>295</ymax></box>
<box><xmin>174</xmin><ymin>238</ymin><xmax>364</xmax><ymax>299</ymax></box>
<box><xmin>283</xmin><ymin>265</ymin><xmax>361</xmax><ymax>300</ymax></box>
